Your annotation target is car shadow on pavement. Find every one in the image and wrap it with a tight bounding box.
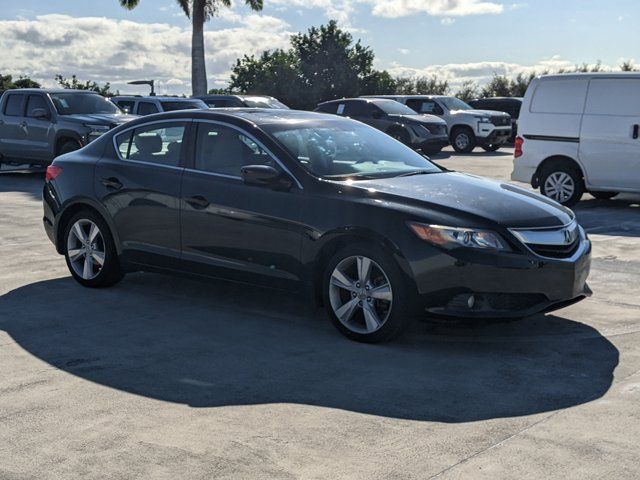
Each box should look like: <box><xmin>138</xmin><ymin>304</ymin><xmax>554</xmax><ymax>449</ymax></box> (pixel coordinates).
<box><xmin>0</xmin><ymin>170</ymin><xmax>45</xmax><ymax>201</ymax></box>
<box><xmin>0</xmin><ymin>273</ymin><xmax>618</xmax><ymax>422</ymax></box>
<box><xmin>574</xmin><ymin>194</ymin><xmax>640</xmax><ymax>238</ymax></box>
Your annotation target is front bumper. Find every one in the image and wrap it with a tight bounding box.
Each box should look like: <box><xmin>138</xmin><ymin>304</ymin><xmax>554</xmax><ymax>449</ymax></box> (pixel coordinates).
<box><xmin>408</xmin><ymin>238</ymin><xmax>592</xmax><ymax>318</ymax></box>
<box><xmin>413</xmin><ymin>135</ymin><xmax>450</xmax><ymax>154</ymax></box>
<box><xmin>478</xmin><ymin>127</ymin><xmax>512</xmax><ymax>146</ymax></box>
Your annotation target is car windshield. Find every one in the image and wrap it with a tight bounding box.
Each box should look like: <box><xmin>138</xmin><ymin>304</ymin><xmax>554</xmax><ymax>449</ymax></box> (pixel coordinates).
<box><xmin>50</xmin><ymin>93</ymin><xmax>122</xmax><ymax>115</ymax></box>
<box><xmin>375</xmin><ymin>100</ymin><xmax>418</xmax><ymax>115</ymax></box>
<box><xmin>265</xmin><ymin>119</ymin><xmax>441</xmax><ymax>179</ymax></box>
<box><xmin>160</xmin><ymin>100</ymin><xmax>207</xmax><ymax>111</ymax></box>
<box><xmin>439</xmin><ymin>97</ymin><xmax>472</xmax><ymax>111</ymax></box>
<box><xmin>242</xmin><ymin>97</ymin><xmax>289</xmax><ymax>109</ymax></box>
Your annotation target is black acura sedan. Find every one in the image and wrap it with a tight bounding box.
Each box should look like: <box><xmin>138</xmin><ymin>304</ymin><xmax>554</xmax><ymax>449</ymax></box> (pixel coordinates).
<box><xmin>43</xmin><ymin>109</ymin><xmax>591</xmax><ymax>343</ymax></box>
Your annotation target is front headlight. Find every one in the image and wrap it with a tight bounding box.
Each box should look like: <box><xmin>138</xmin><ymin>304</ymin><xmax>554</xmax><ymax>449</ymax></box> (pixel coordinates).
<box><xmin>408</xmin><ymin>222</ymin><xmax>510</xmax><ymax>251</ymax></box>
<box><xmin>86</xmin><ymin>124</ymin><xmax>110</xmax><ymax>135</ymax></box>
<box><xmin>474</xmin><ymin>116</ymin><xmax>492</xmax><ymax>123</ymax></box>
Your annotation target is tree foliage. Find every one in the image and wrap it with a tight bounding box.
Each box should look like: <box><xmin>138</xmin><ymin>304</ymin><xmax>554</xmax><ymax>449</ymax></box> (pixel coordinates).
<box><xmin>0</xmin><ymin>74</ymin><xmax>40</xmax><ymax>91</ymax></box>
<box><xmin>230</xmin><ymin>21</ymin><xmax>396</xmax><ymax>109</ymax></box>
<box><xmin>395</xmin><ymin>75</ymin><xmax>450</xmax><ymax>95</ymax></box>
<box><xmin>55</xmin><ymin>74</ymin><xmax>114</xmax><ymax>96</ymax></box>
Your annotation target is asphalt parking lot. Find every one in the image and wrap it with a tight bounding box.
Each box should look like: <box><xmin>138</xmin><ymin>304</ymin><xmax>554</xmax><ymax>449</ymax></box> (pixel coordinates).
<box><xmin>1</xmin><ymin>147</ymin><xmax>639</xmax><ymax>479</ymax></box>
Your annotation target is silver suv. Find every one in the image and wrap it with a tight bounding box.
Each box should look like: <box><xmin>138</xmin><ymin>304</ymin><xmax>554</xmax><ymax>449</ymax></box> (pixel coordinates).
<box><xmin>111</xmin><ymin>96</ymin><xmax>208</xmax><ymax>116</ymax></box>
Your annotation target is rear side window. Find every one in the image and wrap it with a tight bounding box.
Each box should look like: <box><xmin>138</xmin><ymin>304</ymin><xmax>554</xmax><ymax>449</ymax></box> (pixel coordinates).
<box><xmin>137</xmin><ymin>102</ymin><xmax>159</xmax><ymax>115</ymax></box>
<box><xmin>344</xmin><ymin>101</ymin><xmax>368</xmax><ymax>117</ymax></box>
<box><xmin>26</xmin><ymin>95</ymin><xmax>49</xmax><ymax>117</ymax></box>
<box><xmin>316</xmin><ymin>102</ymin><xmax>338</xmax><ymax>114</ymax></box>
<box><xmin>116</xmin><ymin>100</ymin><xmax>135</xmax><ymax>113</ymax></box>
<box><xmin>4</xmin><ymin>94</ymin><xmax>24</xmax><ymax>116</ymax></box>
<box><xmin>115</xmin><ymin>122</ymin><xmax>187</xmax><ymax>167</ymax></box>
<box><xmin>194</xmin><ymin>122</ymin><xmax>274</xmax><ymax>177</ymax></box>
<box><xmin>585</xmin><ymin>78</ymin><xmax>640</xmax><ymax>116</ymax></box>
<box><xmin>530</xmin><ymin>79</ymin><xmax>588</xmax><ymax>114</ymax></box>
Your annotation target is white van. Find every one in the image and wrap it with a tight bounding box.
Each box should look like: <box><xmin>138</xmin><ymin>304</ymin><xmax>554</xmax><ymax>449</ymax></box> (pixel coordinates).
<box><xmin>512</xmin><ymin>73</ymin><xmax>640</xmax><ymax>206</ymax></box>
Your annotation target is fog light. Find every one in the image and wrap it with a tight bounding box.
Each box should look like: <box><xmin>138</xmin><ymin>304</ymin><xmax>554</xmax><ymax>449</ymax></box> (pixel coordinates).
<box><xmin>467</xmin><ymin>295</ymin><xmax>475</xmax><ymax>309</ymax></box>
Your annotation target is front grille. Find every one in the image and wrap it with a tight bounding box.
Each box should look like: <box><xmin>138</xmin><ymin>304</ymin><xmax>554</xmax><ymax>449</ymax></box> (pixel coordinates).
<box><xmin>490</xmin><ymin>115</ymin><xmax>511</xmax><ymax>127</ymax></box>
<box><xmin>425</xmin><ymin>123</ymin><xmax>447</xmax><ymax>135</ymax></box>
<box><xmin>527</xmin><ymin>240</ymin><xmax>580</xmax><ymax>259</ymax></box>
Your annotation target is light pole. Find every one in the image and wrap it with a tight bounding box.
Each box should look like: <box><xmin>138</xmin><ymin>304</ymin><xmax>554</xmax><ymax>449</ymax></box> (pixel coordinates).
<box><xmin>127</xmin><ymin>80</ymin><xmax>155</xmax><ymax>96</ymax></box>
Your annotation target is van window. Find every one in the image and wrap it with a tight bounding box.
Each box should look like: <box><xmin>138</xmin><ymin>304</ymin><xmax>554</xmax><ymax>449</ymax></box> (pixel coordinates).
<box><xmin>530</xmin><ymin>79</ymin><xmax>588</xmax><ymax>114</ymax></box>
<box><xmin>585</xmin><ymin>79</ymin><xmax>640</xmax><ymax>116</ymax></box>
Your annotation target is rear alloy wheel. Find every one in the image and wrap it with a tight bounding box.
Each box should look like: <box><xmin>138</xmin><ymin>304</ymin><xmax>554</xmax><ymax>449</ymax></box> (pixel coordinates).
<box><xmin>64</xmin><ymin>211</ymin><xmax>123</xmax><ymax>288</ymax></box>
<box><xmin>451</xmin><ymin>128</ymin><xmax>477</xmax><ymax>153</ymax></box>
<box><xmin>539</xmin><ymin>164</ymin><xmax>584</xmax><ymax>207</ymax></box>
<box><xmin>323</xmin><ymin>244</ymin><xmax>416</xmax><ymax>343</ymax></box>
<box><xmin>590</xmin><ymin>191</ymin><xmax>619</xmax><ymax>200</ymax></box>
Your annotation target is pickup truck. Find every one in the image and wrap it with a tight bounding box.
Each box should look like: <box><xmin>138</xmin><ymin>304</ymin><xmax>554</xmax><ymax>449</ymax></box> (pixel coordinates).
<box><xmin>0</xmin><ymin>88</ymin><xmax>136</xmax><ymax>167</ymax></box>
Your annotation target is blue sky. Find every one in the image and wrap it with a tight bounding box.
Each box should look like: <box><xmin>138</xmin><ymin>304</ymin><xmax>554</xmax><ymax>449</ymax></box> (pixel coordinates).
<box><xmin>0</xmin><ymin>0</ymin><xmax>637</xmax><ymax>95</ymax></box>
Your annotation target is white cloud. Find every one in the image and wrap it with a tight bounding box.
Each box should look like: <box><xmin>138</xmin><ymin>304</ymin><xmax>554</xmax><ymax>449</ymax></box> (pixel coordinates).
<box><xmin>441</xmin><ymin>17</ymin><xmax>456</xmax><ymax>25</ymax></box>
<box><xmin>0</xmin><ymin>14</ymin><xmax>292</xmax><ymax>95</ymax></box>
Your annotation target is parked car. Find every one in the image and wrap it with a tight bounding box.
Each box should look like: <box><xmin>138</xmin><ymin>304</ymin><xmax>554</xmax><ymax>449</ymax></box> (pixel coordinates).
<box><xmin>512</xmin><ymin>73</ymin><xmax>640</xmax><ymax>206</ymax></box>
<box><xmin>43</xmin><ymin>109</ymin><xmax>591</xmax><ymax>343</ymax></box>
<box><xmin>364</xmin><ymin>95</ymin><xmax>511</xmax><ymax>153</ymax></box>
<box><xmin>196</xmin><ymin>94</ymin><xmax>289</xmax><ymax>109</ymax></box>
<box><xmin>468</xmin><ymin>97</ymin><xmax>522</xmax><ymax>141</ymax></box>
<box><xmin>0</xmin><ymin>88</ymin><xmax>136</xmax><ymax>167</ymax></box>
<box><xmin>315</xmin><ymin>98</ymin><xmax>449</xmax><ymax>154</ymax></box>
<box><xmin>111</xmin><ymin>96</ymin><xmax>208</xmax><ymax>115</ymax></box>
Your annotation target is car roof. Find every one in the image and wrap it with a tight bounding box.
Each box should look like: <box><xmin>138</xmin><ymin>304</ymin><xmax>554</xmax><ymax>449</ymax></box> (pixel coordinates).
<box><xmin>318</xmin><ymin>97</ymin><xmax>401</xmax><ymax>106</ymax></box>
<box><xmin>471</xmin><ymin>97</ymin><xmax>523</xmax><ymax>102</ymax></box>
<box><xmin>4</xmin><ymin>88</ymin><xmax>101</xmax><ymax>95</ymax></box>
<box><xmin>537</xmin><ymin>72</ymin><xmax>640</xmax><ymax>81</ymax></box>
<box><xmin>113</xmin><ymin>96</ymin><xmax>200</xmax><ymax>101</ymax></box>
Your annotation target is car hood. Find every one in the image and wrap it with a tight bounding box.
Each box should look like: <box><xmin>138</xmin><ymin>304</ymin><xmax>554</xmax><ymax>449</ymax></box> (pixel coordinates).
<box><xmin>62</xmin><ymin>113</ymin><xmax>138</xmax><ymax>126</ymax></box>
<box><xmin>450</xmin><ymin>109</ymin><xmax>510</xmax><ymax>118</ymax></box>
<box><xmin>350</xmin><ymin>172</ymin><xmax>573</xmax><ymax>229</ymax></box>
<box><xmin>387</xmin><ymin>113</ymin><xmax>445</xmax><ymax>125</ymax></box>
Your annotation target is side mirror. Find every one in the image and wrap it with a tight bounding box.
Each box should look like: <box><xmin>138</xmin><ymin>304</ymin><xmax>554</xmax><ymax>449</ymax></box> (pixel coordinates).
<box><xmin>32</xmin><ymin>108</ymin><xmax>50</xmax><ymax>120</ymax></box>
<box><xmin>241</xmin><ymin>165</ymin><xmax>292</xmax><ymax>191</ymax></box>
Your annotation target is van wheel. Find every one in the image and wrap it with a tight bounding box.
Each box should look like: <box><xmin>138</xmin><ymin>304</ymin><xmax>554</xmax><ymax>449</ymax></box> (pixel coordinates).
<box><xmin>590</xmin><ymin>191</ymin><xmax>619</xmax><ymax>200</ymax></box>
<box><xmin>451</xmin><ymin>127</ymin><xmax>477</xmax><ymax>153</ymax></box>
<box><xmin>481</xmin><ymin>144</ymin><xmax>501</xmax><ymax>152</ymax></box>
<box><xmin>63</xmin><ymin>210</ymin><xmax>124</xmax><ymax>288</ymax></box>
<box><xmin>322</xmin><ymin>243</ymin><xmax>417</xmax><ymax>343</ymax></box>
<box><xmin>539</xmin><ymin>164</ymin><xmax>584</xmax><ymax>207</ymax></box>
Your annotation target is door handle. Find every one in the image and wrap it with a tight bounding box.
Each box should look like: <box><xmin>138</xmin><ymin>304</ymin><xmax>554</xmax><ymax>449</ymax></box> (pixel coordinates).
<box><xmin>633</xmin><ymin>124</ymin><xmax>639</xmax><ymax>140</ymax></box>
<box><xmin>100</xmin><ymin>177</ymin><xmax>123</xmax><ymax>190</ymax></box>
<box><xmin>186</xmin><ymin>195</ymin><xmax>210</xmax><ymax>210</ymax></box>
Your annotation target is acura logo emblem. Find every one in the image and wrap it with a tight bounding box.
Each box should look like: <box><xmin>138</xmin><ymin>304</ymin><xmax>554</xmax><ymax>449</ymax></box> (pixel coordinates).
<box><xmin>564</xmin><ymin>229</ymin><xmax>573</xmax><ymax>244</ymax></box>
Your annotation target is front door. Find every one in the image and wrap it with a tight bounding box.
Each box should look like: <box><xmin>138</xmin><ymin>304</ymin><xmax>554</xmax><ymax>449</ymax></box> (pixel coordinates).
<box><xmin>95</xmin><ymin>120</ymin><xmax>190</xmax><ymax>267</ymax></box>
<box><xmin>0</xmin><ymin>92</ymin><xmax>26</xmax><ymax>161</ymax></box>
<box><xmin>579</xmin><ymin>78</ymin><xmax>640</xmax><ymax>191</ymax></box>
<box><xmin>180</xmin><ymin>120</ymin><xmax>304</xmax><ymax>290</ymax></box>
<box><xmin>23</xmin><ymin>94</ymin><xmax>54</xmax><ymax>162</ymax></box>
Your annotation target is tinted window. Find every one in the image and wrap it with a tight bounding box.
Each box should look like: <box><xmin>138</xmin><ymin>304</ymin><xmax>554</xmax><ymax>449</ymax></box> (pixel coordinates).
<box><xmin>4</xmin><ymin>94</ymin><xmax>24</xmax><ymax>116</ymax></box>
<box><xmin>138</xmin><ymin>102</ymin><xmax>159</xmax><ymax>115</ymax></box>
<box><xmin>50</xmin><ymin>93</ymin><xmax>121</xmax><ymax>115</ymax></box>
<box><xmin>344</xmin><ymin>101</ymin><xmax>370</xmax><ymax>117</ymax></box>
<box><xmin>115</xmin><ymin>122</ymin><xmax>187</xmax><ymax>167</ymax></box>
<box><xmin>439</xmin><ymin>97</ymin><xmax>472</xmax><ymax>111</ymax></box>
<box><xmin>26</xmin><ymin>95</ymin><xmax>49</xmax><ymax>117</ymax></box>
<box><xmin>116</xmin><ymin>100</ymin><xmax>135</xmax><ymax>113</ymax></box>
<box><xmin>316</xmin><ymin>103</ymin><xmax>339</xmax><ymax>114</ymax></box>
<box><xmin>241</xmin><ymin>96</ymin><xmax>289</xmax><ymax>109</ymax></box>
<box><xmin>375</xmin><ymin>100</ymin><xmax>417</xmax><ymax>115</ymax></box>
<box><xmin>194</xmin><ymin>123</ymin><xmax>275</xmax><ymax>177</ymax></box>
<box><xmin>406</xmin><ymin>99</ymin><xmax>442</xmax><ymax>115</ymax></box>
<box><xmin>530</xmin><ymin>79</ymin><xmax>589</xmax><ymax>114</ymax></box>
<box><xmin>160</xmin><ymin>100</ymin><xmax>207</xmax><ymax>111</ymax></box>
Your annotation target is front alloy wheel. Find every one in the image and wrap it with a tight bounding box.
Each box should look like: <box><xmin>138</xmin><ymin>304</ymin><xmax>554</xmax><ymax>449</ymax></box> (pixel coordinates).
<box><xmin>329</xmin><ymin>255</ymin><xmax>393</xmax><ymax>334</ymax></box>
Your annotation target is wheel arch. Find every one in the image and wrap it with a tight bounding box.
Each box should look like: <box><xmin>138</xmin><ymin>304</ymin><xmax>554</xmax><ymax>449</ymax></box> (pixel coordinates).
<box><xmin>54</xmin><ymin>132</ymin><xmax>83</xmax><ymax>156</ymax></box>
<box><xmin>533</xmin><ymin>155</ymin><xmax>585</xmax><ymax>189</ymax></box>
<box><xmin>309</xmin><ymin>227</ymin><xmax>412</xmax><ymax>305</ymax></box>
<box><xmin>55</xmin><ymin>198</ymin><xmax>121</xmax><ymax>256</ymax></box>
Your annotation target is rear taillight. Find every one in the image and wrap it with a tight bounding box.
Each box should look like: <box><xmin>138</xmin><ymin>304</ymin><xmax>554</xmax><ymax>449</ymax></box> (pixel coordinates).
<box><xmin>45</xmin><ymin>165</ymin><xmax>63</xmax><ymax>182</ymax></box>
<box><xmin>514</xmin><ymin>136</ymin><xmax>524</xmax><ymax>158</ymax></box>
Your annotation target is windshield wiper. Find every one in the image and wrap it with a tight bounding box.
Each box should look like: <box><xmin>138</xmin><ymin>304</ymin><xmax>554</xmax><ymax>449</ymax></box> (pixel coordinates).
<box><xmin>395</xmin><ymin>169</ymin><xmax>439</xmax><ymax>177</ymax></box>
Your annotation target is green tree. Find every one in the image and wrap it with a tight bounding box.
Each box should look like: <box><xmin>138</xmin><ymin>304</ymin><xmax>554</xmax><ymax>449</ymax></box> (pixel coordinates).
<box><xmin>394</xmin><ymin>75</ymin><xmax>449</xmax><ymax>95</ymax></box>
<box><xmin>0</xmin><ymin>74</ymin><xmax>40</xmax><ymax>90</ymax></box>
<box><xmin>455</xmin><ymin>80</ymin><xmax>480</xmax><ymax>102</ymax></box>
<box><xmin>620</xmin><ymin>60</ymin><xmax>637</xmax><ymax>71</ymax></box>
<box><xmin>120</xmin><ymin>0</ymin><xmax>263</xmax><ymax>96</ymax></box>
<box><xmin>55</xmin><ymin>75</ymin><xmax>114</xmax><ymax>96</ymax></box>
<box><xmin>229</xmin><ymin>21</ymin><xmax>394</xmax><ymax>109</ymax></box>
<box><xmin>481</xmin><ymin>74</ymin><xmax>511</xmax><ymax>97</ymax></box>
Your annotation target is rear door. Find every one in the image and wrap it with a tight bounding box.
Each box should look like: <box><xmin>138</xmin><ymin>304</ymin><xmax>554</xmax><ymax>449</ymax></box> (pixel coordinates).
<box><xmin>0</xmin><ymin>92</ymin><xmax>26</xmax><ymax>160</ymax></box>
<box><xmin>95</xmin><ymin>120</ymin><xmax>190</xmax><ymax>267</ymax></box>
<box><xmin>579</xmin><ymin>78</ymin><xmax>640</xmax><ymax>190</ymax></box>
<box><xmin>180</xmin><ymin>120</ymin><xmax>304</xmax><ymax>289</ymax></box>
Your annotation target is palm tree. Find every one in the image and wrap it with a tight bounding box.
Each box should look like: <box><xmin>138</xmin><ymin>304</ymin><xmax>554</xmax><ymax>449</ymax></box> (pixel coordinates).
<box><xmin>120</xmin><ymin>0</ymin><xmax>264</xmax><ymax>96</ymax></box>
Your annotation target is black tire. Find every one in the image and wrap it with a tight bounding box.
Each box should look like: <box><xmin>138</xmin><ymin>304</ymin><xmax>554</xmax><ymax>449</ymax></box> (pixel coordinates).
<box><xmin>539</xmin><ymin>162</ymin><xmax>585</xmax><ymax>207</ymax></box>
<box><xmin>322</xmin><ymin>243</ymin><xmax>418</xmax><ymax>343</ymax></box>
<box><xmin>58</xmin><ymin>140</ymin><xmax>81</xmax><ymax>156</ymax></box>
<box><xmin>389</xmin><ymin>128</ymin><xmax>411</xmax><ymax>145</ymax></box>
<box><xmin>63</xmin><ymin>210</ymin><xmax>124</xmax><ymax>288</ymax></box>
<box><xmin>481</xmin><ymin>144</ymin><xmax>501</xmax><ymax>152</ymax></box>
<box><xmin>590</xmin><ymin>191</ymin><xmax>619</xmax><ymax>200</ymax></box>
<box><xmin>450</xmin><ymin>127</ymin><xmax>477</xmax><ymax>153</ymax></box>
